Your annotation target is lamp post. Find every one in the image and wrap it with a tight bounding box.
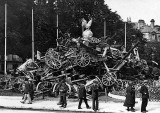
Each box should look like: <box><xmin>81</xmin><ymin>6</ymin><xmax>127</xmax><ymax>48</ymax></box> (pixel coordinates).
<box><xmin>54</xmin><ymin>0</ymin><xmax>59</xmax><ymax>46</ymax></box>
<box><xmin>104</xmin><ymin>18</ymin><xmax>106</xmax><ymax>38</ymax></box>
<box><xmin>124</xmin><ymin>21</ymin><xmax>127</xmax><ymax>53</ymax></box>
<box><xmin>4</xmin><ymin>1</ymin><xmax>7</xmax><ymax>75</ymax></box>
<box><xmin>32</xmin><ymin>6</ymin><xmax>34</xmax><ymax>61</ymax></box>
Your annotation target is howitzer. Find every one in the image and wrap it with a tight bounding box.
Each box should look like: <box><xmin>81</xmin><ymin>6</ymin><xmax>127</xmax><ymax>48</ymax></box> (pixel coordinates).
<box><xmin>113</xmin><ymin>41</ymin><xmax>140</xmax><ymax>70</ymax></box>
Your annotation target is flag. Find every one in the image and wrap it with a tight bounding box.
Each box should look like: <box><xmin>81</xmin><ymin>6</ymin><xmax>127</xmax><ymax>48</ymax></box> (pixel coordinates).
<box><xmin>37</xmin><ymin>50</ymin><xmax>41</xmax><ymax>60</ymax></box>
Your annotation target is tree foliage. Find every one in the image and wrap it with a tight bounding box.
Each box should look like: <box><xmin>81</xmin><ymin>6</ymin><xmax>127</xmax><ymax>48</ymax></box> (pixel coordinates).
<box><xmin>0</xmin><ymin>0</ymin><xmax>144</xmax><ymax>60</ymax></box>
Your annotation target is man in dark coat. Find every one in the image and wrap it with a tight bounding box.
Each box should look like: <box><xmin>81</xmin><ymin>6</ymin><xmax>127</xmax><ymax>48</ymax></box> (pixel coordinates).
<box><xmin>91</xmin><ymin>80</ymin><xmax>99</xmax><ymax>111</ymax></box>
<box><xmin>78</xmin><ymin>82</ymin><xmax>91</xmax><ymax>109</ymax></box>
<box><xmin>139</xmin><ymin>80</ymin><xmax>149</xmax><ymax>113</ymax></box>
<box><xmin>123</xmin><ymin>81</ymin><xmax>135</xmax><ymax>112</ymax></box>
<box><xmin>59</xmin><ymin>80</ymin><xmax>68</xmax><ymax>108</ymax></box>
<box><xmin>20</xmin><ymin>78</ymin><xmax>32</xmax><ymax>104</ymax></box>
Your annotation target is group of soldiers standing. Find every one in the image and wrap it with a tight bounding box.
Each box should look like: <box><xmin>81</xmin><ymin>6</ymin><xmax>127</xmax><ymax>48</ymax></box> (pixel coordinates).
<box><xmin>56</xmin><ymin>77</ymin><xmax>100</xmax><ymax>111</ymax></box>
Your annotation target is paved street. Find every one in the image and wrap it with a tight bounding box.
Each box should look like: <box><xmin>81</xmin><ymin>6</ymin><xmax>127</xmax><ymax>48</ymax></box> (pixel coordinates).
<box><xmin>0</xmin><ymin>93</ymin><xmax>160</xmax><ymax>113</ymax></box>
<box><xmin>0</xmin><ymin>108</ymin><xmax>65</xmax><ymax>113</ymax></box>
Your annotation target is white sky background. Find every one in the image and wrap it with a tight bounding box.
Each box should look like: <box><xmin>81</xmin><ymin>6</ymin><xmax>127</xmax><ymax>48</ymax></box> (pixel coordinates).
<box><xmin>105</xmin><ymin>0</ymin><xmax>160</xmax><ymax>25</ymax></box>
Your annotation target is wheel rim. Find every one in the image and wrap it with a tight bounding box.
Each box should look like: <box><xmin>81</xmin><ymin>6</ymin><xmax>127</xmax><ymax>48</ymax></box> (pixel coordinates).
<box><xmin>76</xmin><ymin>52</ymin><xmax>90</xmax><ymax>67</ymax></box>
<box><xmin>46</xmin><ymin>59</ymin><xmax>62</xmax><ymax>69</ymax></box>
<box><xmin>102</xmin><ymin>73</ymin><xmax>116</xmax><ymax>86</ymax></box>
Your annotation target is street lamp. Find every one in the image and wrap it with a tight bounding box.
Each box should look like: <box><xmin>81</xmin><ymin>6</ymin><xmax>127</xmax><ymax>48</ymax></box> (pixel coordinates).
<box><xmin>4</xmin><ymin>1</ymin><xmax>7</xmax><ymax>75</ymax></box>
<box><xmin>53</xmin><ymin>0</ymin><xmax>59</xmax><ymax>46</ymax></box>
<box><xmin>32</xmin><ymin>6</ymin><xmax>34</xmax><ymax>61</ymax></box>
<box><xmin>124</xmin><ymin>21</ymin><xmax>127</xmax><ymax>53</ymax></box>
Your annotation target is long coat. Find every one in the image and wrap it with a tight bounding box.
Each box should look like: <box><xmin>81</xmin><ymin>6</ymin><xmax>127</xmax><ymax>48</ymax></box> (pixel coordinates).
<box><xmin>139</xmin><ymin>85</ymin><xmax>149</xmax><ymax>99</ymax></box>
<box><xmin>78</xmin><ymin>85</ymin><xmax>87</xmax><ymax>98</ymax></box>
<box><xmin>123</xmin><ymin>85</ymin><xmax>135</xmax><ymax>107</ymax></box>
<box><xmin>91</xmin><ymin>84</ymin><xmax>99</xmax><ymax>99</ymax></box>
<box><xmin>59</xmin><ymin>82</ymin><xmax>68</xmax><ymax>96</ymax></box>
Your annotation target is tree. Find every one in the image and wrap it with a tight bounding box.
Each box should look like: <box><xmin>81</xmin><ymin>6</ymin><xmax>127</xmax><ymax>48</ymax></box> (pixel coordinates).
<box><xmin>0</xmin><ymin>0</ymin><xmax>144</xmax><ymax>60</ymax></box>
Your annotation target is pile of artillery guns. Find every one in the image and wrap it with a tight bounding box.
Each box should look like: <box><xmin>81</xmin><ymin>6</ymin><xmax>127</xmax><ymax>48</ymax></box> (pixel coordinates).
<box><xmin>0</xmin><ymin>19</ymin><xmax>156</xmax><ymax>99</ymax></box>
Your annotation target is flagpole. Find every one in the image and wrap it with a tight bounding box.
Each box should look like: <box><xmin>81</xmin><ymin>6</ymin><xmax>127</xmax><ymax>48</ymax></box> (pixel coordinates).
<box><xmin>104</xmin><ymin>18</ymin><xmax>106</xmax><ymax>38</ymax></box>
<box><xmin>56</xmin><ymin>11</ymin><xmax>58</xmax><ymax>43</ymax></box>
<box><xmin>54</xmin><ymin>0</ymin><xmax>59</xmax><ymax>46</ymax></box>
<box><xmin>124</xmin><ymin>22</ymin><xmax>127</xmax><ymax>52</ymax></box>
<box><xmin>4</xmin><ymin>1</ymin><xmax>7</xmax><ymax>75</ymax></box>
<box><xmin>32</xmin><ymin>7</ymin><xmax>34</xmax><ymax>61</ymax></box>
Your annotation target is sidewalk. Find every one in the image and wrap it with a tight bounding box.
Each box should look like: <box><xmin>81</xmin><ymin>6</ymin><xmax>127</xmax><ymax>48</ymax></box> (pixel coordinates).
<box><xmin>0</xmin><ymin>93</ymin><xmax>160</xmax><ymax>113</ymax></box>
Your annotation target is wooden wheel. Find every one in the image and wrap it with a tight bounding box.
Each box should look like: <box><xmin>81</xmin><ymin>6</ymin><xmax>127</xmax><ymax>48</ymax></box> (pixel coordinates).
<box><xmin>36</xmin><ymin>81</ymin><xmax>52</xmax><ymax>92</ymax></box>
<box><xmin>52</xmin><ymin>82</ymin><xmax>70</xmax><ymax>95</ymax></box>
<box><xmin>46</xmin><ymin>58</ymin><xmax>62</xmax><ymax>69</ymax></box>
<box><xmin>45</xmin><ymin>48</ymin><xmax>62</xmax><ymax>69</ymax></box>
<box><xmin>45</xmin><ymin>48</ymin><xmax>59</xmax><ymax>59</ymax></box>
<box><xmin>76</xmin><ymin>52</ymin><xmax>90</xmax><ymax>67</ymax></box>
<box><xmin>102</xmin><ymin>73</ymin><xmax>116</xmax><ymax>86</ymax></box>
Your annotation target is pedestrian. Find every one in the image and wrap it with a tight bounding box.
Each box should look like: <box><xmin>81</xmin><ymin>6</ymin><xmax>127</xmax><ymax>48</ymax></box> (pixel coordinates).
<box><xmin>20</xmin><ymin>78</ymin><xmax>32</xmax><ymax>104</ymax></box>
<box><xmin>57</xmin><ymin>71</ymin><xmax>67</xmax><ymax>105</ymax></box>
<box><xmin>78</xmin><ymin>81</ymin><xmax>91</xmax><ymax>109</ymax></box>
<box><xmin>123</xmin><ymin>81</ymin><xmax>135</xmax><ymax>112</ymax></box>
<box><xmin>28</xmin><ymin>78</ymin><xmax>34</xmax><ymax>101</ymax></box>
<box><xmin>139</xmin><ymin>80</ymin><xmax>149</xmax><ymax>113</ymax></box>
<box><xmin>59</xmin><ymin>79</ymin><xmax>68</xmax><ymax>108</ymax></box>
<box><xmin>91</xmin><ymin>80</ymin><xmax>99</xmax><ymax>111</ymax></box>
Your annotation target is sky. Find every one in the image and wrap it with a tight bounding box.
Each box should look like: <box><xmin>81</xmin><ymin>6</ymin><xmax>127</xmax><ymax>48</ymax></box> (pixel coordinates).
<box><xmin>105</xmin><ymin>0</ymin><xmax>160</xmax><ymax>25</ymax></box>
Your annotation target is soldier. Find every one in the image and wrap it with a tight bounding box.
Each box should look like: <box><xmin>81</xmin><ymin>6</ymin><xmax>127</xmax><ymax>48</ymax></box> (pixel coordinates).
<box><xmin>91</xmin><ymin>80</ymin><xmax>99</xmax><ymax>111</ymax></box>
<box><xmin>139</xmin><ymin>80</ymin><xmax>149</xmax><ymax>113</ymax></box>
<box><xmin>78</xmin><ymin>82</ymin><xmax>91</xmax><ymax>109</ymax></box>
<box><xmin>59</xmin><ymin>79</ymin><xmax>68</xmax><ymax>108</ymax></box>
<box><xmin>20</xmin><ymin>78</ymin><xmax>32</xmax><ymax>104</ymax></box>
<box><xmin>123</xmin><ymin>81</ymin><xmax>135</xmax><ymax>112</ymax></box>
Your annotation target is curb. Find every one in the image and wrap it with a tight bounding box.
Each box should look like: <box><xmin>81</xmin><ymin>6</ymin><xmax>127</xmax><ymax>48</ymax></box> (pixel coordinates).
<box><xmin>0</xmin><ymin>105</ymin><xmax>112</xmax><ymax>113</ymax></box>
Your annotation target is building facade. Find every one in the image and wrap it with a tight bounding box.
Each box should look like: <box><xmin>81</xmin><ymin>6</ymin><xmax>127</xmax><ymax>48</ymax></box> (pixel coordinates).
<box><xmin>135</xmin><ymin>19</ymin><xmax>160</xmax><ymax>42</ymax></box>
<box><xmin>0</xmin><ymin>54</ymin><xmax>23</xmax><ymax>74</ymax></box>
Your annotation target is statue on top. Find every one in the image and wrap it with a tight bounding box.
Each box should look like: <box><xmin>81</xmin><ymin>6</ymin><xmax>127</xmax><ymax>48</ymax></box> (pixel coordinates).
<box><xmin>81</xmin><ymin>18</ymin><xmax>93</xmax><ymax>46</ymax></box>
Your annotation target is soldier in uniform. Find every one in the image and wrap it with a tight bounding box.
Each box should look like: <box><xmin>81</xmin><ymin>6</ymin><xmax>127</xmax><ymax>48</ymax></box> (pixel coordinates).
<box><xmin>91</xmin><ymin>80</ymin><xmax>99</xmax><ymax>111</ymax></box>
<box><xmin>59</xmin><ymin>79</ymin><xmax>68</xmax><ymax>108</ymax></box>
<box><xmin>20</xmin><ymin>78</ymin><xmax>32</xmax><ymax>104</ymax></box>
<box><xmin>139</xmin><ymin>80</ymin><xmax>149</xmax><ymax>113</ymax></box>
<box><xmin>78</xmin><ymin>82</ymin><xmax>91</xmax><ymax>109</ymax></box>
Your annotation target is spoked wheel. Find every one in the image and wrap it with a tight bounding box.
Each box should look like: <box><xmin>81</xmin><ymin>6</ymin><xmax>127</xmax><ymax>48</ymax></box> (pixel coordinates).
<box><xmin>36</xmin><ymin>81</ymin><xmax>52</xmax><ymax>92</ymax></box>
<box><xmin>52</xmin><ymin>82</ymin><xmax>71</xmax><ymax>96</ymax></box>
<box><xmin>45</xmin><ymin>48</ymin><xmax>59</xmax><ymax>59</ymax></box>
<box><xmin>45</xmin><ymin>48</ymin><xmax>62</xmax><ymax>69</ymax></box>
<box><xmin>113</xmin><ymin>79</ymin><xmax>123</xmax><ymax>91</ymax></box>
<box><xmin>102</xmin><ymin>73</ymin><xmax>116</xmax><ymax>86</ymax></box>
<box><xmin>46</xmin><ymin>58</ymin><xmax>62</xmax><ymax>69</ymax></box>
<box><xmin>76</xmin><ymin>52</ymin><xmax>90</xmax><ymax>67</ymax></box>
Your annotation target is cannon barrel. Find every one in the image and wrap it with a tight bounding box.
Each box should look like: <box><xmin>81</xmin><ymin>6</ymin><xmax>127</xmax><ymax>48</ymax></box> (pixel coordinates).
<box><xmin>113</xmin><ymin>41</ymin><xmax>140</xmax><ymax>70</ymax></box>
